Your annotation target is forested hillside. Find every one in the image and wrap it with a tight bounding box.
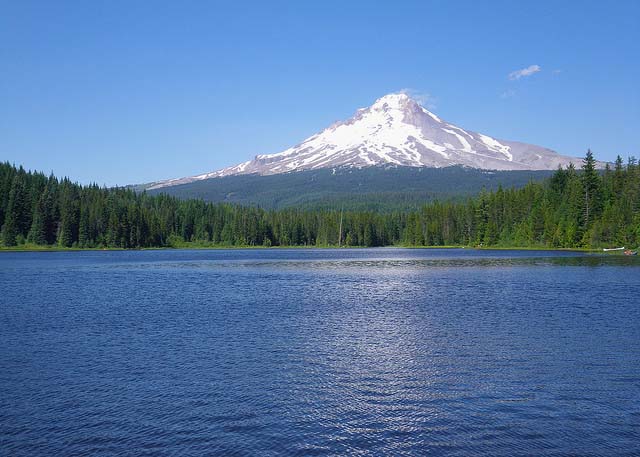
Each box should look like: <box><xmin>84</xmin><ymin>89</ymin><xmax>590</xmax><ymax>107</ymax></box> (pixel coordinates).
<box><xmin>1</xmin><ymin>151</ymin><xmax>638</xmax><ymax>249</ymax></box>
<box><xmin>145</xmin><ymin>166</ymin><xmax>555</xmax><ymax>211</ymax></box>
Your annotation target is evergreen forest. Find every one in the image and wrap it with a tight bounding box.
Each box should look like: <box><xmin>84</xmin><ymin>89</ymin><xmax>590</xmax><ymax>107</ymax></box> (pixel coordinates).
<box><xmin>1</xmin><ymin>151</ymin><xmax>638</xmax><ymax>249</ymax></box>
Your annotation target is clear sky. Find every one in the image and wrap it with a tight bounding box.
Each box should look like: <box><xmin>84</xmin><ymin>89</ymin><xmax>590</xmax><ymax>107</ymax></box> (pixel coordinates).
<box><xmin>1</xmin><ymin>0</ymin><xmax>638</xmax><ymax>185</ymax></box>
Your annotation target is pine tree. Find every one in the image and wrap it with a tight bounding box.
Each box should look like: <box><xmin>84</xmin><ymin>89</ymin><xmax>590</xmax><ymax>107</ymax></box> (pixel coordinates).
<box><xmin>56</xmin><ymin>184</ymin><xmax>79</xmax><ymax>247</ymax></box>
<box><xmin>581</xmin><ymin>149</ymin><xmax>601</xmax><ymax>229</ymax></box>
<box><xmin>27</xmin><ymin>195</ymin><xmax>48</xmax><ymax>245</ymax></box>
<box><xmin>1</xmin><ymin>208</ymin><xmax>18</xmax><ymax>246</ymax></box>
<box><xmin>1</xmin><ymin>175</ymin><xmax>29</xmax><ymax>246</ymax></box>
<box><xmin>613</xmin><ymin>155</ymin><xmax>624</xmax><ymax>197</ymax></box>
<box><xmin>78</xmin><ymin>204</ymin><xmax>90</xmax><ymax>247</ymax></box>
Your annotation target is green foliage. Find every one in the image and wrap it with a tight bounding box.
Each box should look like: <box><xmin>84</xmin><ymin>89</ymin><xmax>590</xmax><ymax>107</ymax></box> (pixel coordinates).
<box><xmin>1</xmin><ymin>172</ymin><xmax>30</xmax><ymax>246</ymax></box>
<box><xmin>0</xmin><ymin>151</ymin><xmax>638</xmax><ymax>250</ymax></box>
<box><xmin>581</xmin><ymin>149</ymin><xmax>602</xmax><ymax>230</ymax></box>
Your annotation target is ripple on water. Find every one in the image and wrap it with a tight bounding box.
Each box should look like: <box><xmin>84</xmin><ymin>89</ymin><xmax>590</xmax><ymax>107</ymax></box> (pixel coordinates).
<box><xmin>1</xmin><ymin>249</ymin><xmax>639</xmax><ymax>456</ymax></box>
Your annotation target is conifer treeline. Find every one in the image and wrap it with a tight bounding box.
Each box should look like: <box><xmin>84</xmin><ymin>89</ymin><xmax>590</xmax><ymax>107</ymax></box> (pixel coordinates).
<box><xmin>1</xmin><ymin>151</ymin><xmax>639</xmax><ymax>249</ymax></box>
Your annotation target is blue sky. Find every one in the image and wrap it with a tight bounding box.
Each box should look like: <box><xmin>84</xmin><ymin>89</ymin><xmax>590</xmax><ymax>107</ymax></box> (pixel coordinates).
<box><xmin>1</xmin><ymin>0</ymin><xmax>638</xmax><ymax>185</ymax></box>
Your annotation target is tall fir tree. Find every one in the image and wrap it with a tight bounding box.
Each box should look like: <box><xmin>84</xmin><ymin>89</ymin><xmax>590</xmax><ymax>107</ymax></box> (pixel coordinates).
<box><xmin>581</xmin><ymin>149</ymin><xmax>601</xmax><ymax>230</ymax></box>
<box><xmin>27</xmin><ymin>194</ymin><xmax>48</xmax><ymax>245</ymax></box>
<box><xmin>1</xmin><ymin>174</ymin><xmax>30</xmax><ymax>245</ymax></box>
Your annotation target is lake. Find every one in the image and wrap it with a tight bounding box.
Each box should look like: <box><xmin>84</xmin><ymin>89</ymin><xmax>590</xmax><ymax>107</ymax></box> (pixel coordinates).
<box><xmin>1</xmin><ymin>248</ymin><xmax>639</xmax><ymax>456</ymax></box>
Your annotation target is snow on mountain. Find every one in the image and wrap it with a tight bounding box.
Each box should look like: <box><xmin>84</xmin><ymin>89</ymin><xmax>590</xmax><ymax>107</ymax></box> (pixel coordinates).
<box><xmin>148</xmin><ymin>92</ymin><xmax>582</xmax><ymax>190</ymax></box>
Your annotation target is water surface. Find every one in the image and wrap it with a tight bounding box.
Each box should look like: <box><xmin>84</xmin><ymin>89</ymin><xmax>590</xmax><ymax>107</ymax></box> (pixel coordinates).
<box><xmin>1</xmin><ymin>249</ymin><xmax>639</xmax><ymax>456</ymax></box>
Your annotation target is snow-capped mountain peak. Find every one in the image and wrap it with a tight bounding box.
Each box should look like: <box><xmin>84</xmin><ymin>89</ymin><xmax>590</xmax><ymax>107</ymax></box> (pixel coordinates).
<box><xmin>148</xmin><ymin>92</ymin><xmax>580</xmax><ymax>190</ymax></box>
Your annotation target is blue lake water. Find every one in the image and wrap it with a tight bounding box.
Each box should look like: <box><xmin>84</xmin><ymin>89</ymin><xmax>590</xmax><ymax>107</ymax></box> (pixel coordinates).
<box><xmin>1</xmin><ymin>248</ymin><xmax>639</xmax><ymax>456</ymax></box>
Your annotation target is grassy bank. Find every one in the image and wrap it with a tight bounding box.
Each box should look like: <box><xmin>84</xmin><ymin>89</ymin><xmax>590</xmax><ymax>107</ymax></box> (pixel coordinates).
<box><xmin>0</xmin><ymin>243</ymin><xmax>126</xmax><ymax>252</ymax></box>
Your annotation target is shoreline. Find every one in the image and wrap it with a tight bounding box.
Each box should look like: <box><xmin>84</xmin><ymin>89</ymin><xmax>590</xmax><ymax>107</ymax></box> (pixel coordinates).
<box><xmin>0</xmin><ymin>245</ymin><xmax>604</xmax><ymax>253</ymax></box>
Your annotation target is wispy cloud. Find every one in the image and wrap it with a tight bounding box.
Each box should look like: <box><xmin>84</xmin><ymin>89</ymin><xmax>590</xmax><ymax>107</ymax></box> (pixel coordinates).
<box><xmin>508</xmin><ymin>64</ymin><xmax>541</xmax><ymax>80</ymax></box>
<box><xmin>399</xmin><ymin>88</ymin><xmax>437</xmax><ymax>109</ymax></box>
<box><xmin>552</xmin><ymin>69</ymin><xmax>562</xmax><ymax>74</ymax></box>
<box><xmin>500</xmin><ymin>89</ymin><xmax>516</xmax><ymax>99</ymax></box>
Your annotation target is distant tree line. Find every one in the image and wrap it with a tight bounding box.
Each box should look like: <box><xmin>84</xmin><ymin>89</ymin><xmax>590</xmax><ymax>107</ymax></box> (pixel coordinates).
<box><xmin>1</xmin><ymin>151</ymin><xmax>639</xmax><ymax>249</ymax></box>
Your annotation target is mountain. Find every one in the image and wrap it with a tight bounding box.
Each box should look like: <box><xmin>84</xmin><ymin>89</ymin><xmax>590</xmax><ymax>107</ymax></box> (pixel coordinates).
<box><xmin>147</xmin><ymin>92</ymin><xmax>581</xmax><ymax>190</ymax></box>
